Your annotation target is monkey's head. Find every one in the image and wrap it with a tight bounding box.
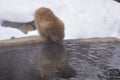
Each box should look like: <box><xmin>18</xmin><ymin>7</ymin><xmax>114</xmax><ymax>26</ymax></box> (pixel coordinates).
<box><xmin>35</xmin><ymin>7</ymin><xmax>54</xmax><ymax>19</ymax></box>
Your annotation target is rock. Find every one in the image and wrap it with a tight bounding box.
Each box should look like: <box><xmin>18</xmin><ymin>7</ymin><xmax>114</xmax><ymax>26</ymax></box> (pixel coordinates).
<box><xmin>1</xmin><ymin>21</ymin><xmax>36</xmax><ymax>34</ymax></box>
<box><xmin>114</xmin><ymin>0</ymin><xmax>120</xmax><ymax>3</ymax></box>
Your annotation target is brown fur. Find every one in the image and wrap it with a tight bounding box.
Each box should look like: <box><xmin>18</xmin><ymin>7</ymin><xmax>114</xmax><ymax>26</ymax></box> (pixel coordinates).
<box><xmin>34</xmin><ymin>7</ymin><xmax>64</xmax><ymax>43</ymax></box>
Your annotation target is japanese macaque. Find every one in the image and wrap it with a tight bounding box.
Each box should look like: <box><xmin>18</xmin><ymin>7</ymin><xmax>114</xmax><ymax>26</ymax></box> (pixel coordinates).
<box><xmin>34</xmin><ymin>7</ymin><xmax>74</xmax><ymax>80</ymax></box>
<box><xmin>34</xmin><ymin>7</ymin><xmax>64</xmax><ymax>43</ymax></box>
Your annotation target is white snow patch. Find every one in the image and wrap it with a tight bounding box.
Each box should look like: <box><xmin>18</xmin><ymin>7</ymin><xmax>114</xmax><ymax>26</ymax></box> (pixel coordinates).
<box><xmin>0</xmin><ymin>25</ymin><xmax>25</xmax><ymax>40</ymax></box>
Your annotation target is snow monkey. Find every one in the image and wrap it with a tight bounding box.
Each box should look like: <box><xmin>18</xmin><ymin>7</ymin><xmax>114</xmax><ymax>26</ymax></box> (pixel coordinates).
<box><xmin>34</xmin><ymin>8</ymin><xmax>66</xmax><ymax>80</ymax></box>
<box><xmin>34</xmin><ymin>7</ymin><xmax>64</xmax><ymax>43</ymax></box>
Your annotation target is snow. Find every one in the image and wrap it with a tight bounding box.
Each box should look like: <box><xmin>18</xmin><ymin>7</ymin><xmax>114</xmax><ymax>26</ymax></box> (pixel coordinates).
<box><xmin>0</xmin><ymin>0</ymin><xmax>120</xmax><ymax>40</ymax></box>
<box><xmin>0</xmin><ymin>25</ymin><xmax>25</xmax><ymax>40</ymax></box>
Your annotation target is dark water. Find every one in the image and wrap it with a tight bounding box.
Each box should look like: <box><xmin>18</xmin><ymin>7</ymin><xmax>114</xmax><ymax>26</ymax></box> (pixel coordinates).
<box><xmin>0</xmin><ymin>42</ymin><xmax>120</xmax><ymax>80</ymax></box>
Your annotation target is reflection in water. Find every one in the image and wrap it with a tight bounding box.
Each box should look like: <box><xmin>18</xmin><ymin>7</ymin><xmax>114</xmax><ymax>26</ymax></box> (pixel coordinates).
<box><xmin>0</xmin><ymin>43</ymin><xmax>76</xmax><ymax>80</ymax></box>
<box><xmin>35</xmin><ymin>43</ymin><xmax>67</xmax><ymax>79</ymax></box>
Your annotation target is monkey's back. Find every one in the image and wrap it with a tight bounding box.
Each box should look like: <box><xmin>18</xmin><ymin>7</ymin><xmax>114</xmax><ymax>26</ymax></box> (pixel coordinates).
<box><xmin>34</xmin><ymin>7</ymin><xmax>64</xmax><ymax>42</ymax></box>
